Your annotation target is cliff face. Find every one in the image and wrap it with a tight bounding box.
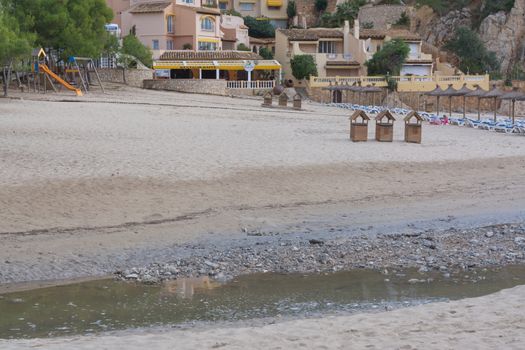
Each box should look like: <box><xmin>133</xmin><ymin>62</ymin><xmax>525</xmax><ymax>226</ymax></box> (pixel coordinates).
<box><xmin>411</xmin><ymin>0</ymin><xmax>524</xmax><ymax>75</ymax></box>
<box><xmin>479</xmin><ymin>0</ymin><xmax>525</xmax><ymax>74</ymax></box>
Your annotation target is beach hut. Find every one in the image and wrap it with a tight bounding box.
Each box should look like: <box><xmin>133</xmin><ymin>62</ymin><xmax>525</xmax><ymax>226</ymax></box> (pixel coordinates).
<box><xmin>465</xmin><ymin>85</ymin><xmax>488</xmax><ymax>120</ymax></box>
<box><xmin>425</xmin><ymin>86</ymin><xmax>445</xmax><ymax>117</ymax></box>
<box><xmin>375</xmin><ymin>110</ymin><xmax>396</xmax><ymax>142</ymax></box>
<box><xmin>483</xmin><ymin>84</ymin><xmax>505</xmax><ymax>122</ymax></box>
<box><xmin>263</xmin><ymin>92</ymin><xmax>273</xmax><ymax>106</ymax></box>
<box><xmin>404</xmin><ymin>111</ymin><xmax>424</xmax><ymax>144</ymax></box>
<box><xmin>499</xmin><ymin>87</ymin><xmax>525</xmax><ymax>124</ymax></box>
<box><xmin>293</xmin><ymin>94</ymin><xmax>302</xmax><ymax>110</ymax></box>
<box><xmin>349</xmin><ymin>110</ymin><xmax>370</xmax><ymax>142</ymax></box>
<box><xmin>279</xmin><ymin>92</ymin><xmax>288</xmax><ymax>107</ymax></box>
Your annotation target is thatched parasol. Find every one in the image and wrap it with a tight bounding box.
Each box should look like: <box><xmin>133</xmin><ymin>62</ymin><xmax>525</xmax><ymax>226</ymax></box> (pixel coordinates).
<box><xmin>362</xmin><ymin>84</ymin><xmax>383</xmax><ymax>106</ymax></box>
<box><xmin>424</xmin><ymin>86</ymin><xmax>445</xmax><ymax>116</ymax></box>
<box><xmin>499</xmin><ymin>87</ymin><xmax>525</xmax><ymax>124</ymax></box>
<box><xmin>483</xmin><ymin>84</ymin><xmax>505</xmax><ymax>122</ymax></box>
<box><xmin>465</xmin><ymin>85</ymin><xmax>489</xmax><ymax>120</ymax></box>
<box><xmin>440</xmin><ymin>84</ymin><xmax>463</xmax><ymax>118</ymax></box>
<box><xmin>456</xmin><ymin>84</ymin><xmax>473</xmax><ymax>119</ymax></box>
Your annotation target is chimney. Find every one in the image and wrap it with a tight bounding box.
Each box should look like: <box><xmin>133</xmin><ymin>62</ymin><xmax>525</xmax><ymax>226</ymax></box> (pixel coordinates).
<box><xmin>354</xmin><ymin>19</ymin><xmax>360</xmax><ymax>39</ymax></box>
<box><xmin>344</xmin><ymin>20</ymin><xmax>350</xmax><ymax>59</ymax></box>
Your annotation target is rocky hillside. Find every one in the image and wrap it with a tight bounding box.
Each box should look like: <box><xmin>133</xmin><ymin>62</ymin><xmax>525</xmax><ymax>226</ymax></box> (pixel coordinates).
<box><xmin>411</xmin><ymin>0</ymin><xmax>524</xmax><ymax>76</ymax></box>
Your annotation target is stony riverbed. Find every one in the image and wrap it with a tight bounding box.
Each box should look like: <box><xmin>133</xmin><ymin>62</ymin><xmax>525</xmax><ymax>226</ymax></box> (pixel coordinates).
<box><xmin>116</xmin><ymin>223</ymin><xmax>525</xmax><ymax>284</ymax></box>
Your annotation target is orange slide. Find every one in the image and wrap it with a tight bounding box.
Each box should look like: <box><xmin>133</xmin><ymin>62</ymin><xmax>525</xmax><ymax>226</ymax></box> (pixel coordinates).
<box><xmin>39</xmin><ymin>64</ymin><xmax>83</xmax><ymax>96</ymax></box>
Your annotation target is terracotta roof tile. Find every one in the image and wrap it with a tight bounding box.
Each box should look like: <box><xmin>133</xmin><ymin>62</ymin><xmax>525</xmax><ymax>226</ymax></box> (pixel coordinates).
<box><xmin>159</xmin><ymin>50</ymin><xmax>262</xmax><ymax>61</ymax></box>
<box><xmin>129</xmin><ymin>1</ymin><xmax>171</xmax><ymax>13</ymax></box>
<box><xmin>278</xmin><ymin>28</ymin><xmax>343</xmax><ymax>41</ymax></box>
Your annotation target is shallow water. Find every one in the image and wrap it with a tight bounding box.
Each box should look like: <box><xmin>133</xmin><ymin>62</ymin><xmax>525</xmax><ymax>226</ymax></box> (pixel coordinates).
<box><xmin>1</xmin><ymin>266</ymin><xmax>525</xmax><ymax>339</ymax></box>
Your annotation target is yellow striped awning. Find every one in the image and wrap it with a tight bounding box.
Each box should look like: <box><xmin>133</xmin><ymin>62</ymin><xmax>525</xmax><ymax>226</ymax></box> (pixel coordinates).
<box><xmin>198</xmin><ymin>37</ymin><xmax>220</xmax><ymax>43</ymax></box>
<box><xmin>154</xmin><ymin>60</ymin><xmax>281</xmax><ymax>71</ymax></box>
<box><xmin>267</xmin><ymin>0</ymin><xmax>282</xmax><ymax>6</ymax></box>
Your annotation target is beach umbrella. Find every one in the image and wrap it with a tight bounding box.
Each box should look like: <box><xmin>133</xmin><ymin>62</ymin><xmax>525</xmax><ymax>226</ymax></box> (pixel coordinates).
<box><xmin>456</xmin><ymin>83</ymin><xmax>473</xmax><ymax>119</ymax></box>
<box><xmin>440</xmin><ymin>84</ymin><xmax>464</xmax><ymax>118</ymax></box>
<box><xmin>465</xmin><ymin>85</ymin><xmax>488</xmax><ymax>120</ymax></box>
<box><xmin>425</xmin><ymin>86</ymin><xmax>445</xmax><ymax>117</ymax></box>
<box><xmin>362</xmin><ymin>84</ymin><xmax>382</xmax><ymax>106</ymax></box>
<box><xmin>483</xmin><ymin>84</ymin><xmax>505</xmax><ymax>122</ymax></box>
<box><xmin>499</xmin><ymin>87</ymin><xmax>525</xmax><ymax>124</ymax></box>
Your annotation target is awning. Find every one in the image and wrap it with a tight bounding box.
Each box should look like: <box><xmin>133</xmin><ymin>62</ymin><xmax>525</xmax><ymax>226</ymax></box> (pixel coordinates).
<box><xmin>267</xmin><ymin>0</ymin><xmax>283</xmax><ymax>6</ymax></box>
<box><xmin>198</xmin><ymin>37</ymin><xmax>220</xmax><ymax>43</ymax></box>
<box><xmin>154</xmin><ymin>59</ymin><xmax>282</xmax><ymax>71</ymax></box>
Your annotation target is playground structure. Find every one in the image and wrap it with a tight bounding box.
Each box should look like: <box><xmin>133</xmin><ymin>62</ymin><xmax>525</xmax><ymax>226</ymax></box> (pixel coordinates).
<box><xmin>2</xmin><ymin>48</ymin><xmax>105</xmax><ymax>97</ymax></box>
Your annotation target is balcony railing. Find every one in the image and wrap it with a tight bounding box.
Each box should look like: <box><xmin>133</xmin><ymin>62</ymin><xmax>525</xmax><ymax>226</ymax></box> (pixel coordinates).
<box><xmin>309</xmin><ymin>74</ymin><xmax>490</xmax><ymax>92</ymax></box>
<box><xmin>226</xmin><ymin>80</ymin><xmax>275</xmax><ymax>89</ymax></box>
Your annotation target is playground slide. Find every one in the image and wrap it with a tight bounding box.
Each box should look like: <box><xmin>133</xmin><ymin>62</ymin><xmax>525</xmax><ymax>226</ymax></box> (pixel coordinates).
<box><xmin>39</xmin><ymin>64</ymin><xmax>83</xmax><ymax>96</ymax></box>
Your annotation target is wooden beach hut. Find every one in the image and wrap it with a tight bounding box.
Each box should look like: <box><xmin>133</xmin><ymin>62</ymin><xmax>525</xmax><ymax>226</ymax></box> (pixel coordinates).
<box><xmin>349</xmin><ymin>110</ymin><xmax>370</xmax><ymax>142</ymax></box>
<box><xmin>404</xmin><ymin>111</ymin><xmax>424</xmax><ymax>144</ymax></box>
<box><xmin>375</xmin><ymin>110</ymin><xmax>396</xmax><ymax>142</ymax></box>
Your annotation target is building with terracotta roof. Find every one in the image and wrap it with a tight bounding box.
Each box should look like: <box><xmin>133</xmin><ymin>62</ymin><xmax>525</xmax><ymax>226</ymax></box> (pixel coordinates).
<box><xmin>275</xmin><ymin>22</ymin><xmax>368</xmax><ymax>86</ymax></box>
<box><xmin>234</xmin><ymin>0</ymin><xmax>288</xmax><ymax>29</ymax></box>
<box><xmin>359</xmin><ymin>25</ymin><xmax>433</xmax><ymax>76</ymax></box>
<box><xmin>153</xmin><ymin>49</ymin><xmax>281</xmax><ymax>81</ymax></box>
<box><xmin>220</xmin><ymin>15</ymin><xmax>250</xmax><ymax>50</ymax></box>
<box><xmin>121</xmin><ymin>0</ymin><xmax>223</xmax><ymax>58</ymax></box>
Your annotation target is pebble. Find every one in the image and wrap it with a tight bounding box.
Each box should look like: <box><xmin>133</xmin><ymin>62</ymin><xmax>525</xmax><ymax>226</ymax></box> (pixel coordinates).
<box><xmin>113</xmin><ymin>223</ymin><xmax>525</xmax><ymax>285</ymax></box>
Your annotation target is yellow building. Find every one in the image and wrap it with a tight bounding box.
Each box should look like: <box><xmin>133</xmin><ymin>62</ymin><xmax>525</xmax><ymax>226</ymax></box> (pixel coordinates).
<box><xmin>274</xmin><ymin>21</ymin><xmax>368</xmax><ymax>86</ymax></box>
<box><xmin>234</xmin><ymin>0</ymin><xmax>288</xmax><ymax>28</ymax></box>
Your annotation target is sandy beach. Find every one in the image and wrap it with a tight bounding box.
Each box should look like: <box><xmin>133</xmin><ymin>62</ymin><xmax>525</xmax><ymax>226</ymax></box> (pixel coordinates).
<box><xmin>1</xmin><ymin>86</ymin><xmax>525</xmax><ymax>282</ymax></box>
<box><xmin>1</xmin><ymin>85</ymin><xmax>525</xmax><ymax>347</ymax></box>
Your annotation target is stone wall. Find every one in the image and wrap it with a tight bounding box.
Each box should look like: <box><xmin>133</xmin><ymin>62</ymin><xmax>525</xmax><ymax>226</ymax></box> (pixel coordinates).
<box><xmin>358</xmin><ymin>4</ymin><xmax>408</xmax><ymax>30</ymax></box>
<box><xmin>91</xmin><ymin>69</ymin><xmax>154</xmax><ymax>88</ymax></box>
<box><xmin>143</xmin><ymin>79</ymin><xmax>228</xmax><ymax>95</ymax></box>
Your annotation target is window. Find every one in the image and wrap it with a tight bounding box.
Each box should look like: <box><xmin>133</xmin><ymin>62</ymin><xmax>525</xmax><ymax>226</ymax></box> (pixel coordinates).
<box><xmin>239</xmin><ymin>2</ymin><xmax>254</xmax><ymax>11</ymax></box>
<box><xmin>201</xmin><ymin>17</ymin><xmax>214</xmax><ymax>31</ymax></box>
<box><xmin>318</xmin><ymin>41</ymin><xmax>336</xmax><ymax>54</ymax></box>
<box><xmin>181</xmin><ymin>0</ymin><xmax>194</xmax><ymax>3</ymax></box>
<box><xmin>198</xmin><ymin>41</ymin><xmax>217</xmax><ymax>51</ymax></box>
<box><xmin>219</xmin><ymin>2</ymin><xmax>227</xmax><ymax>10</ymax></box>
<box><xmin>167</xmin><ymin>40</ymin><xmax>174</xmax><ymax>50</ymax></box>
<box><xmin>167</xmin><ymin>15</ymin><xmax>174</xmax><ymax>33</ymax></box>
<box><xmin>152</xmin><ymin>40</ymin><xmax>159</xmax><ymax>50</ymax></box>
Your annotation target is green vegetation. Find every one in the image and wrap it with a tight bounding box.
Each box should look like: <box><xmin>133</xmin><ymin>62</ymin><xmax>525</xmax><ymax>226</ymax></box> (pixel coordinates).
<box><xmin>319</xmin><ymin>0</ymin><xmax>366</xmax><ymax>27</ymax></box>
<box><xmin>290</xmin><ymin>55</ymin><xmax>317</xmax><ymax>80</ymax></box>
<box><xmin>222</xmin><ymin>8</ymin><xmax>243</xmax><ymax>17</ymax></box>
<box><xmin>244</xmin><ymin>16</ymin><xmax>275</xmax><ymax>38</ymax></box>
<box><xmin>6</xmin><ymin>0</ymin><xmax>113</xmax><ymax>58</ymax></box>
<box><xmin>258</xmin><ymin>47</ymin><xmax>274</xmax><ymax>59</ymax></box>
<box><xmin>0</xmin><ymin>3</ymin><xmax>34</xmax><ymax>64</ymax></box>
<box><xmin>444</xmin><ymin>27</ymin><xmax>499</xmax><ymax>74</ymax></box>
<box><xmin>182</xmin><ymin>43</ymin><xmax>193</xmax><ymax>50</ymax></box>
<box><xmin>287</xmin><ymin>0</ymin><xmax>297</xmax><ymax>19</ymax></box>
<box><xmin>395</xmin><ymin>11</ymin><xmax>410</xmax><ymax>26</ymax></box>
<box><xmin>237</xmin><ymin>43</ymin><xmax>251</xmax><ymax>51</ymax></box>
<box><xmin>361</xmin><ymin>21</ymin><xmax>374</xmax><ymax>29</ymax></box>
<box><xmin>121</xmin><ymin>34</ymin><xmax>153</xmax><ymax>68</ymax></box>
<box><xmin>315</xmin><ymin>0</ymin><xmax>328</xmax><ymax>13</ymax></box>
<box><xmin>365</xmin><ymin>39</ymin><xmax>410</xmax><ymax>75</ymax></box>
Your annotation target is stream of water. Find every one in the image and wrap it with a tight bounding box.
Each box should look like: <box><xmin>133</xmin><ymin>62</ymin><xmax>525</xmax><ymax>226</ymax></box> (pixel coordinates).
<box><xmin>1</xmin><ymin>265</ymin><xmax>524</xmax><ymax>339</ymax></box>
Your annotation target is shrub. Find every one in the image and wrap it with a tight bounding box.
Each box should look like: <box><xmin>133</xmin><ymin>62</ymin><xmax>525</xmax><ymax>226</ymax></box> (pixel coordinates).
<box><xmin>290</xmin><ymin>55</ymin><xmax>317</xmax><ymax>80</ymax></box>
<box><xmin>121</xmin><ymin>34</ymin><xmax>152</xmax><ymax>67</ymax></box>
<box><xmin>444</xmin><ymin>27</ymin><xmax>499</xmax><ymax>74</ymax></box>
<box><xmin>287</xmin><ymin>0</ymin><xmax>297</xmax><ymax>19</ymax></box>
<box><xmin>259</xmin><ymin>47</ymin><xmax>274</xmax><ymax>59</ymax></box>
<box><xmin>237</xmin><ymin>43</ymin><xmax>251</xmax><ymax>51</ymax></box>
<box><xmin>182</xmin><ymin>43</ymin><xmax>192</xmax><ymax>50</ymax></box>
<box><xmin>395</xmin><ymin>12</ymin><xmax>410</xmax><ymax>26</ymax></box>
<box><xmin>315</xmin><ymin>0</ymin><xmax>328</xmax><ymax>13</ymax></box>
<box><xmin>244</xmin><ymin>16</ymin><xmax>275</xmax><ymax>38</ymax></box>
<box><xmin>365</xmin><ymin>39</ymin><xmax>410</xmax><ymax>75</ymax></box>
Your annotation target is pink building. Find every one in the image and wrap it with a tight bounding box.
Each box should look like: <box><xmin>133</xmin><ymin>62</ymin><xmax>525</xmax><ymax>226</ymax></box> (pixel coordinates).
<box><xmin>220</xmin><ymin>15</ymin><xmax>249</xmax><ymax>50</ymax></box>
<box><xmin>121</xmin><ymin>0</ymin><xmax>222</xmax><ymax>57</ymax></box>
<box><xmin>106</xmin><ymin>0</ymin><xmax>131</xmax><ymax>27</ymax></box>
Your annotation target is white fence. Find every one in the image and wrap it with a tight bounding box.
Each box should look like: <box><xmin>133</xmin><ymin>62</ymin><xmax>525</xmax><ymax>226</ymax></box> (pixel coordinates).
<box><xmin>226</xmin><ymin>80</ymin><xmax>275</xmax><ymax>89</ymax></box>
